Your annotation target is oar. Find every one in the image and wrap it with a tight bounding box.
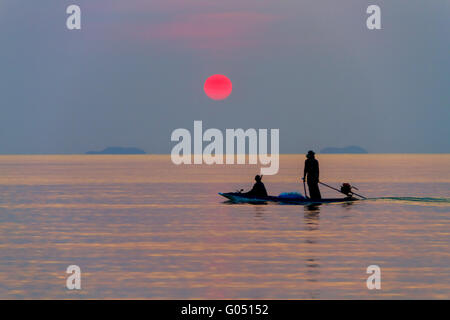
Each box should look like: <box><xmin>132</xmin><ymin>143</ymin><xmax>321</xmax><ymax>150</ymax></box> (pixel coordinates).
<box><xmin>319</xmin><ymin>181</ymin><xmax>367</xmax><ymax>199</ymax></box>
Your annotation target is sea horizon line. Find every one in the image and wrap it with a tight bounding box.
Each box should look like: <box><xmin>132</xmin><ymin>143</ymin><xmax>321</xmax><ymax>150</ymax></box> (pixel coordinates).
<box><xmin>0</xmin><ymin>153</ymin><xmax>449</xmax><ymax>156</ymax></box>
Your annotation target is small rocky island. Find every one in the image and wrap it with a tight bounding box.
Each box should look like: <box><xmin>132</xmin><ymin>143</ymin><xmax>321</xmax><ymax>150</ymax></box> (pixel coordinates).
<box><xmin>85</xmin><ymin>147</ymin><xmax>146</xmax><ymax>154</ymax></box>
<box><xmin>320</xmin><ymin>146</ymin><xmax>368</xmax><ymax>154</ymax></box>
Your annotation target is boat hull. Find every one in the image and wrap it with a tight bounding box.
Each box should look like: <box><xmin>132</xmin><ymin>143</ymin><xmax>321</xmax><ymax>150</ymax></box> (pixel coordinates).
<box><xmin>219</xmin><ymin>192</ymin><xmax>358</xmax><ymax>204</ymax></box>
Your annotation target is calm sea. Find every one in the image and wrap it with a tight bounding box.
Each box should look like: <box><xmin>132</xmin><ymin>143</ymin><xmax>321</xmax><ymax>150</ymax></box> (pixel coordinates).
<box><xmin>0</xmin><ymin>154</ymin><xmax>449</xmax><ymax>299</ymax></box>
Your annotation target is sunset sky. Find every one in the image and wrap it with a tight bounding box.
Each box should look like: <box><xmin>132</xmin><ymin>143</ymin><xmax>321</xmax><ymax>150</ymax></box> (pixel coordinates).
<box><xmin>0</xmin><ymin>0</ymin><xmax>449</xmax><ymax>154</ymax></box>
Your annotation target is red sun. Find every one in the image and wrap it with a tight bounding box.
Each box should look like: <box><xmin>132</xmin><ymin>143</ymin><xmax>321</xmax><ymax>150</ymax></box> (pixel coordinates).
<box><xmin>204</xmin><ymin>74</ymin><xmax>232</xmax><ymax>100</ymax></box>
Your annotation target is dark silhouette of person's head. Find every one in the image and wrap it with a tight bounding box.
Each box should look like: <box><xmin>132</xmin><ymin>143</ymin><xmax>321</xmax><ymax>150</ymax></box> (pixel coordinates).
<box><xmin>255</xmin><ymin>175</ymin><xmax>262</xmax><ymax>182</ymax></box>
<box><xmin>306</xmin><ymin>150</ymin><xmax>316</xmax><ymax>159</ymax></box>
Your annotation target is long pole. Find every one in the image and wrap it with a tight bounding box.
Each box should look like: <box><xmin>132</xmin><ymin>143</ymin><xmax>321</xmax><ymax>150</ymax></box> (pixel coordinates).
<box><xmin>318</xmin><ymin>181</ymin><xmax>367</xmax><ymax>199</ymax></box>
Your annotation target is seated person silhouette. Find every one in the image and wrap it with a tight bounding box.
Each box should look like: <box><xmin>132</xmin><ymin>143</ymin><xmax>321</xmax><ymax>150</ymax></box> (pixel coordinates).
<box><xmin>245</xmin><ymin>175</ymin><xmax>268</xmax><ymax>197</ymax></box>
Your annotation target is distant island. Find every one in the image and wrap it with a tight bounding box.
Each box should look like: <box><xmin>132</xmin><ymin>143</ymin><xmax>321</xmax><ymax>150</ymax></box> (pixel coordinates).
<box><xmin>85</xmin><ymin>147</ymin><xmax>146</xmax><ymax>155</ymax></box>
<box><xmin>320</xmin><ymin>146</ymin><xmax>368</xmax><ymax>154</ymax></box>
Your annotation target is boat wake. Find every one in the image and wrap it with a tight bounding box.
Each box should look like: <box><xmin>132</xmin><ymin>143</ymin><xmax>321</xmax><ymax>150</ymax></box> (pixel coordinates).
<box><xmin>372</xmin><ymin>197</ymin><xmax>450</xmax><ymax>205</ymax></box>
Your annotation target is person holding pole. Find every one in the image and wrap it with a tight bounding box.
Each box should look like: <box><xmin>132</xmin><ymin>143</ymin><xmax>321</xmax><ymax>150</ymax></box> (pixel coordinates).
<box><xmin>302</xmin><ymin>150</ymin><xmax>322</xmax><ymax>200</ymax></box>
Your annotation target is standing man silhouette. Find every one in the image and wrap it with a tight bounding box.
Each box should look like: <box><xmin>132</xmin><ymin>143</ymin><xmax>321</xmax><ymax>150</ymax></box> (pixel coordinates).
<box><xmin>302</xmin><ymin>150</ymin><xmax>321</xmax><ymax>200</ymax></box>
